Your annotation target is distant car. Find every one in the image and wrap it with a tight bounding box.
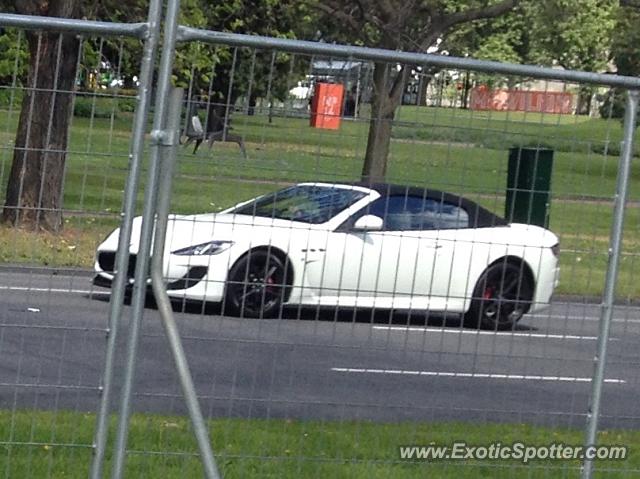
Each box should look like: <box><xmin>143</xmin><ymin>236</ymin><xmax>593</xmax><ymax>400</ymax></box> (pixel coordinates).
<box><xmin>94</xmin><ymin>182</ymin><xmax>559</xmax><ymax>329</ymax></box>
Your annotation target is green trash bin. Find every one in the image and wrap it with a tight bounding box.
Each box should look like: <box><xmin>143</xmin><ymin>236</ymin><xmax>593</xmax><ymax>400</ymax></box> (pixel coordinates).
<box><xmin>505</xmin><ymin>147</ymin><xmax>554</xmax><ymax>227</ymax></box>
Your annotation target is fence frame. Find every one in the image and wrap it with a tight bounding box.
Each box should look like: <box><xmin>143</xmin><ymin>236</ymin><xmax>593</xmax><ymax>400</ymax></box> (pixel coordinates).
<box><xmin>582</xmin><ymin>90</ymin><xmax>638</xmax><ymax>478</ymax></box>
<box><xmin>0</xmin><ymin>5</ymin><xmax>163</xmax><ymax>479</ymax></box>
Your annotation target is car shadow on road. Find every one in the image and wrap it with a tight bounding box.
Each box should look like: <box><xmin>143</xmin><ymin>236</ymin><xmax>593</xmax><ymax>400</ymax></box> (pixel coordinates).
<box><xmin>167</xmin><ymin>299</ymin><xmax>538</xmax><ymax>332</ymax></box>
<box><xmin>88</xmin><ymin>289</ymin><xmax>537</xmax><ymax>332</ymax></box>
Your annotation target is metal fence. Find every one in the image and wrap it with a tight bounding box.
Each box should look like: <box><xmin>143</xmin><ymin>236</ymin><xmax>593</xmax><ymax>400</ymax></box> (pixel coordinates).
<box><xmin>1</xmin><ymin>1</ymin><xmax>640</xmax><ymax>478</ymax></box>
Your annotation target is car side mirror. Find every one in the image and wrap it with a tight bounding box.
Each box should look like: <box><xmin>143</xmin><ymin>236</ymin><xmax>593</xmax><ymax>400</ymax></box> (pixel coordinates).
<box><xmin>352</xmin><ymin>214</ymin><xmax>384</xmax><ymax>232</ymax></box>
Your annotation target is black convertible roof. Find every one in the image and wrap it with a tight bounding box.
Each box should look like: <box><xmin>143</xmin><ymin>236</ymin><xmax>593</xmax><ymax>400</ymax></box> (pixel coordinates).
<box><xmin>355</xmin><ymin>182</ymin><xmax>508</xmax><ymax>228</ymax></box>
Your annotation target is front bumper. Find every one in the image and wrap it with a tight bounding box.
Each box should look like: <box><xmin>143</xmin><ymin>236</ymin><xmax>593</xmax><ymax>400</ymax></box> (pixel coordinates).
<box><xmin>94</xmin><ymin>250</ymin><xmax>227</xmax><ymax>302</ymax></box>
<box><xmin>93</xmin><ymin>265</ymin><xmax>208</xmax><ymax>290</ymax></box>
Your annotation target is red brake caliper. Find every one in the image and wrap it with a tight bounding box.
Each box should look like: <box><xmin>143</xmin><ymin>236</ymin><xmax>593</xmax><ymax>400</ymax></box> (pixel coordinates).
<box><xmin>265</xmin><ymin>275</ymin><xmax>274</xmax><ymax>293</ymax></box>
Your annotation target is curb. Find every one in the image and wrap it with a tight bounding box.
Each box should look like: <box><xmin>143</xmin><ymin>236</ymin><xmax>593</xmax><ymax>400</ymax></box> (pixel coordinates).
<box><xmin>0</xmin><ymin>264</ymin><xmax>94</xmax><ymax>277</ymax></box>
<box><xmin>554</xmin><ymin>294</ymin><xmax>640</xmax><ymax>307</ymax></box>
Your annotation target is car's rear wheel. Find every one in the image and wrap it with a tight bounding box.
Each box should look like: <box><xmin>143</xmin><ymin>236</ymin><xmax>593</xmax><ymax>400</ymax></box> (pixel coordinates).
<box><xmin>465</xmin><ymin>260</ymin><xmax>533</xmax><ymax>330</ymax></box>
<box><xmin>224</xmin><ymin>250</ymin><xmax>287</xmax><ymax>318</ymax></box>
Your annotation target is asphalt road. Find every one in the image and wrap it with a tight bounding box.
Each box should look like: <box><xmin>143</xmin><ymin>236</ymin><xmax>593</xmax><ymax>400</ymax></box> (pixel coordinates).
<box><xmin>1</xmin><ymin>268</ymin><xmax>640</xmax><ymax>429</ymax></box>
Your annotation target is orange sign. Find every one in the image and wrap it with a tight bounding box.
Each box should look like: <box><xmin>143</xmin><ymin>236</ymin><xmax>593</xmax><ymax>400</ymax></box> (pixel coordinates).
<box><xmin>470</xmin><ymin>88</ymin><xmax>574</xmax><ymax>114</ymax></box>
<box><xmin>310</xmin><ymin>83</ymin><xmax>344</xmax><ymax>129</ymax></box>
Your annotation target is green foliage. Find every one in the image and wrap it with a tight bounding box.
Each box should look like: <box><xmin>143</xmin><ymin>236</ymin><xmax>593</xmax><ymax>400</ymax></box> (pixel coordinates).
<box><xmin>527</xmin><ymin>0</ymin><xmax>616</xmax><ymax>72</ymax></box>
<box><xmin>73</xmin><ymin>97</ymin><xmax>115</xmax><ymax>118</ymax></box>
<box><xmin>471</xmin><ymin>32</ymin><xmax>523</xmax><ymax>88</ymax></box>
<box><xmin>172</xmin><ymin>0</ymin><xmax>315</xmax><ymax>105</ymax></box>
<box><xmin>445</xmin><ymin>3</ymin><xmax>529</xmax><ymax>61</ymax></box>
<box><xmin>116</xmin><ymin>95</ymin><xmax>135</xmax><ymax>114</ymax></box>
<box><xmin>73</xmin><ymin>94</ymin><xmax>136</xmax><ymax>118</ymax></box>
<box><xmin>0</xmin><ymin>87</ymin><xmax>23</xmax><ymax>109</ymax></box>
<box><xmin>598</xmin><ymin>89</ymin><xmax>624</xmax><ymax>121</ymax></box>
<box><xmin>446</xmin><ymin>0</ymin><xmax>618</xmax><ymax>97</ymax></box>
<box><xmin>466</xmin><ymin>32</ymin><xmax>520</xmax><ymax>64</ymax></box>
<box><xmin>451</xmin><ymin>0</ymin><xmax>616</xmax><ymax>76</ymax></box>
<box><xmin>0</xmin><ymin>28</ymin><xmax>28</xmax><ymax>84</ymax></box>
<box><xmin>599</xmin><ymin>4</ymin><xmax>640</xmax><ymax>119</ymax></box>
<box><xmin>611</xmin><ymin>5</ymin><xmax>640</xmax><ymax>76</ymax></box>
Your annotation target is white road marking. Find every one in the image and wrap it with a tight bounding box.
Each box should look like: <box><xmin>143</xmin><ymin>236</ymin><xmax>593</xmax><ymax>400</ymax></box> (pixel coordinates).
<box><xmin>331</xmin><ymin>368</ymin><xmax>626</xmax><ymax>384</ymax></box>
<box><xmin>0</xmin><ymin>286</ymin><xmax>102</xmax><ymax>295</ymax></box>
<box><xmin>530</xmin><ymin>313</ymin><xmax>640</xmax><ymax>323</ymax></box>
<box><xmin>372</xmin><ymin>325</ymin><xmax>614</xmax><ymax>341</ymax></box>
<box><xmin>553</xmin><ymin>301</ymin><xmax>640</xmax><ymax>310</ymax></box>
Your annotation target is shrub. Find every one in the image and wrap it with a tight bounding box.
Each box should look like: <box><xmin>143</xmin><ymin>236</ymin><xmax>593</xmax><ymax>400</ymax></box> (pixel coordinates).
<box><xmin>73</xmin><ymin>92</ymin><xmax>138</xmax><ymax>118</ymax></box>
<box><xmin>74</xmin><ymin>95</ymin><xmax>119</xmax><ymax>118</ymax></box>
<box><xmin>0</xmin><ymin>88</ymin><xmax>24</xmax><ymax>109</ymax></box>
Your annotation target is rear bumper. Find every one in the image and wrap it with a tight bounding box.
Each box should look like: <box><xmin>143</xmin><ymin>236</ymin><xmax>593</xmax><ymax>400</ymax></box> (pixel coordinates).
<box><xmin>530</xmin><ymin>256</ymin><xmax>560</xmax><ymax>312</ymax></box>
<box><xmin>93</xmin><ymin>274</ymin><xmax>115</xmax><ymax>289</ymax></box>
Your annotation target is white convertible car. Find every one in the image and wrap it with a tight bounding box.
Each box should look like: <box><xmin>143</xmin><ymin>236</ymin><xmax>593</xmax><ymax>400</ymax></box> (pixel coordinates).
<box><xmin>94</xmin><ymin>182</ymin><xmax>559</xmax><ymax>329</ymax></box>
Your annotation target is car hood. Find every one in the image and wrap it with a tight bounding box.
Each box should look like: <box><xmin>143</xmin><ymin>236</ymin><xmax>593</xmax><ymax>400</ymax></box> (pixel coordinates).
<box><xmin>99</xmin><ymin>213</ymin><xmax>321</xmax><ymax>254</ymax></box>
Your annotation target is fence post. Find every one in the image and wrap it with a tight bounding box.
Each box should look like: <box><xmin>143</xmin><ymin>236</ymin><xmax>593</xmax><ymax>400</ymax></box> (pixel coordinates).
<box><xmin>89</xmin><ymin>1</ymin><xmax>163</xmax><ymax>478</ymax></box>
<box><xmin>582</xmin><ymin>89</ymin><xmax>638</xmax><ymax>479</ymax></box>
<box><xmin>110</xmin><ymin>0</ymin><xmax>183</xmax><ymax>477</ymax></box>
<box><xmin>150</xmin><ymin>87</ymin><xmax>221</xmax><ymax>479</ymax></box>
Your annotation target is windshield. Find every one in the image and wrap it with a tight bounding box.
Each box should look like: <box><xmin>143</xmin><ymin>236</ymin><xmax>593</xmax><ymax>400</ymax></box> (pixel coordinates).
<box><xmin>230</xmin><ymin>185</ymin><xmax>368</xmax><ymax>224</ymax></box>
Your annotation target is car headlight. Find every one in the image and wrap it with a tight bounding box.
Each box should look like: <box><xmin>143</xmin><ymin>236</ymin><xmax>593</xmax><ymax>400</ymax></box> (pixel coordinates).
<box><xmin>172</xmin><ymin>240</ymin><xmax>234</xmax><ymax>256</ymax></box>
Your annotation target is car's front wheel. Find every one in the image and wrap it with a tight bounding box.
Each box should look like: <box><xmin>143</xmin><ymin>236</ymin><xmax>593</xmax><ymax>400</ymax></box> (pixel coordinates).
<box><xmin>224</xmin><ymin>249</ymin><xmax>288</xmax><ymax>318</ymax></box>
<box><xmin>465</xmin><ymin>260</ymin><xmax>533</xmax><ymax>330</ymax></box>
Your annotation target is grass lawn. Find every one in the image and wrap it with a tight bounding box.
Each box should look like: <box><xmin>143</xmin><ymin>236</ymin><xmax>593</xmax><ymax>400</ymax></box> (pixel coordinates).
<box><xmin>2</xmin><ymin>410</ymin><xmax>639</xmax><ymax>478</ymax></box>
<box><xmin>0</xmin><ymin>105</ymin><xmax>638</xmax><ymax>298</ymax></box>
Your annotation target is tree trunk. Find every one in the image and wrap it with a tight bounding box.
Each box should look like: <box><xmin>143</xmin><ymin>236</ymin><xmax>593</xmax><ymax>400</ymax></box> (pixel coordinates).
<box><xmin>361</xmin><ymin>62</ymin><xmax>407</xmax><ymax>183</ymax></box>
<box><xmin>417</xmin><ymin>74</ymin><xmax>429</xmax><ymax>107</ymax></box>
<box><xmin>576</xmin><ymin>86</ymin><xmax>593</xmax><ymax>116</ymax></box>
<box><xmin>461</xmin><ymin>71</ymin><xmax>472</xmax><ymax>109</ymax></box>
<box><xmin>361</xmin><ymin>108</ymin><xmax>394</xmax><ymax>183</ymax></box>
<box><xmin>3</xmin><ymin>0</ymin><xmax>80</xmax><ymax>232</ymax></box>
<box><xmin>248</xmin><ymin>93</ymin><xmax>257</xmax><ymax>116</ymax></box>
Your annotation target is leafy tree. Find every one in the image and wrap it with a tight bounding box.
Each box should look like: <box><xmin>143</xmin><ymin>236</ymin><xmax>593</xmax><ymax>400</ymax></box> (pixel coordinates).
<box><xmin>0</xmin><ymin>0</ymin><xmax>153</xmax><ymax>232</ymax></box>
<box><xmin>1</xmin><ymin>0</ymin><xmax>313</xmax><ymax>231</ymax></box>
<box><xmin>444</xmin><ymin>6</ymin><xmax>530</xmax><ymax>105</ymax></box>
<box><xmin>314</xmin><ymin>0</ymin><xmax>520</xmax><ymax>183</ymax></box>
<box><xmin>448</xmin><ymin>0</ymin><xmax>618</xmax><ymax>115</ymax></box>
<box><xmin>527</xmin><ymin>0</ymin><xmax>615</xmax><ymax>72</ymax></box>
<box><xmin>174</xmin><ymin>0</ymin><xmax>314</xmax><ymax>115</ymax></box>
<box><xmin>599</xmin><ymin>1</ymin><xmax>640</xmax><ymax>119</ymax></box>
<box><xmin>527</xmin><ymin>0</ymin><xmax>616</xmax><ymax>114</ymax></box>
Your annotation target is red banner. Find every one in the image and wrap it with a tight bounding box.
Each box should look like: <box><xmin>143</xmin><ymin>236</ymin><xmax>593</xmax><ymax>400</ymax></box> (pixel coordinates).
<box><xmin>469</xmin><ymin>88</ymin><xmax>574</xmax><ymax>114</ymax></box>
